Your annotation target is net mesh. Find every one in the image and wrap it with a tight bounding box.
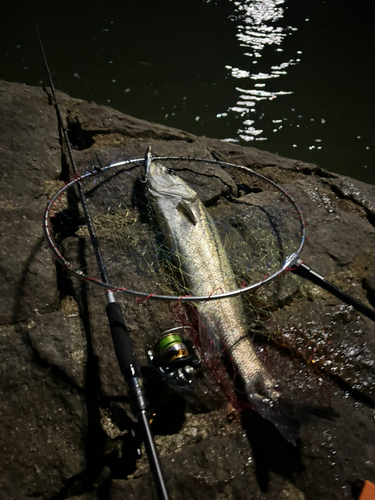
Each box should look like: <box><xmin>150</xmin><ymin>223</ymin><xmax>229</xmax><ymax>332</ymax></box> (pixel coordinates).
<box><xmin>44</xmin><ymin>155</ymin><xmax>333</xmax><ymax>409</ymax></box>
<box><xmin>44</xmin><ymin>156</ymin><xmax>305</xmax><ymax>302</ymax></box>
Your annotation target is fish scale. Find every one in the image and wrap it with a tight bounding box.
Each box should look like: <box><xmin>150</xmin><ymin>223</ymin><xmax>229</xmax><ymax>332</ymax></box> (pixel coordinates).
<box><xmin>158</xmin><ymin>184</ymin><xmax>269</xmax><ymax>390</ymax></box>
<box><xmin>145</xmin><ymin>147</ymin><xmax>337</xmax><ymax>443</ymax></box>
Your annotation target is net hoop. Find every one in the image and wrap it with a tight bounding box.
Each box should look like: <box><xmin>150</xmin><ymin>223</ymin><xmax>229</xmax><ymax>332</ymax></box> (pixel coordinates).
<box><xmin>43</xmin><ymin>156</ymin><xmax>306</xmax><ymax>302</ymax></box>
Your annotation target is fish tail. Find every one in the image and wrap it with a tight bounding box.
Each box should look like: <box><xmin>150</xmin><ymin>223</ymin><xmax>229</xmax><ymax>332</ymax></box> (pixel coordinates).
<box><xmin>245</xmin><ymin>376</ymin><xmax>340</xmax><ymax>445</ymax></box>
<box><xmin>246</xmin><ymin>387</ymin><xmax>300</xmax><ymax>444</ymax></box>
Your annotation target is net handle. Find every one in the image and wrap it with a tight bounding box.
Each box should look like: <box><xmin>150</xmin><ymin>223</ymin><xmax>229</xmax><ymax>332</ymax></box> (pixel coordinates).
<box><xmin>43</xmin><ymin>156</ymin><xmax>306</xmax><ymax>302</ymax></box>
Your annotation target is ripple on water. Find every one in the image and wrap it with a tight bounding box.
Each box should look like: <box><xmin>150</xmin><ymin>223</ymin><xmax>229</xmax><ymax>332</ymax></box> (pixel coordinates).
<box><xmin>223</xmin><ymin>0</ymin><xmax>298</xmax><ymax>142</ymax></box>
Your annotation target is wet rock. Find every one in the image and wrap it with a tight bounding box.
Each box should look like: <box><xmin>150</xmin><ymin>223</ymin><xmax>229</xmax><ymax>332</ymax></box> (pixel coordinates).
<box><xmin>67</xmin><ymin>99</ymin><xmax>196</xmax><ymax>144</ymax></box>
<box><xmin>0</xmin><ymin>323</ymin><xmax>87</xmax><ymax>499</ymax></box>
<box><xmin>0</xmin><ymin>80</ymin><xmax>60</xmax><ymax>324</ymax></box>
<box><xmin>326</xmin><ymin>176</ymin><xmax>375</xmax><ymax>219</ymax></box>
<box><xmin>1</xmin><ymin>79</ymin><xmax>375</xmax><ymax>500</ymax></box>
<box><xmin>26</xmin><ymin>306</ymin><xmax>86</xmax><ymax>389</ymax></box>
<box><xmin>68</xmin><ymin>494</ymin><xmax>100</xmax><ymax>500</ymax></box>
<box><xmin>270</xmin><ymin>300</ymin><xmax>375</xmax><ymax>401</ymax></box>
<box><xmin>298</xmin><ymin>392</ymin><xmax>375</xmax><ymax>500</ymax></box>
<box><xmin>363</xmin><ymin>274</ymin><xmax>375</xmax><ymax>307</ymax></box>
<box><xmin>109</xmin><ymin>429</ymin><xmax>306</xmax><ymax>500</ymax></box>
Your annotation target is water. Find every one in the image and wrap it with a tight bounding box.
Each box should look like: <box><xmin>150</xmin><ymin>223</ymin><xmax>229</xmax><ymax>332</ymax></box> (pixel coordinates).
<box><xmin>2</xmin><ymin>0</ymin><xmax>374</xmax><ymax>184</ymax></box>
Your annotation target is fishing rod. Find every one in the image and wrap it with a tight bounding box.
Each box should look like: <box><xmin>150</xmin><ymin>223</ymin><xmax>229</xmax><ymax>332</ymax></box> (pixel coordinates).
<box><xmin>36</xmin><ymin>25</ymin><xmax>171</xmax><ymax>500</ymax></box>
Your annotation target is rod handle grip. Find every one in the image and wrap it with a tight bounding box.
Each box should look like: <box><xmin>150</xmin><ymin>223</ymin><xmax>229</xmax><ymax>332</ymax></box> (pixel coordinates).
<box><xmin>106</xmin><ymin>302</ymin><xmax>138</xmax><ymax>377</ymax></box>
<box><xmin>106</xmin><ymin>302</ymin><xmax>148</xmax><ymax>414</ymax></box>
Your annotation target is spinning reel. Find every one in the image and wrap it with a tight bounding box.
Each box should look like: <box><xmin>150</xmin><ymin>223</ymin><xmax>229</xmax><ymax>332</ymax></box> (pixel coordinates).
<box><xmin>144</xmin><ymin>327</ymin><xmax>201</xmax><ymax>399</ymax></box>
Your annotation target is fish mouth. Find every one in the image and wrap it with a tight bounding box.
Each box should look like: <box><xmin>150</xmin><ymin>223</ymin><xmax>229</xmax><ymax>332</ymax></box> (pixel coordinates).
<box><xmin>144</xmin><ymin>145</ymin><xmax>198</xmax><ymax>202</ymax></box>
<box><xmin>148</xmin><ymin>162</ymin><xmax>165</xmax><ymax>178</ymax></box>
<box><xmin>145</xmin><ymin>163</ymin><xmax>170</xmax><ymax>192</ymax></box>
<box><xmin>144</xmin><ymin>146</ymin><xmax>169</xmax><ymax>185</ymax></box>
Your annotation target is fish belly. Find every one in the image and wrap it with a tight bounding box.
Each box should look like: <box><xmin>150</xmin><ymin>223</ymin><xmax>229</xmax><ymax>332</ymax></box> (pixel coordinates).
<box><xmin>158</xmin><ymin>197</ymin><xmax>265</xmax><ymax>387</ymax></box>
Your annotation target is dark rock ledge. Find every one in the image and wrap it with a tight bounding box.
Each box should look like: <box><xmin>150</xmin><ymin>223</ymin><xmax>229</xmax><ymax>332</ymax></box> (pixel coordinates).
<box><xmin>0</xmin><ymin>79</ymin><xmax>374</xmax><ymax>500</ymax></box>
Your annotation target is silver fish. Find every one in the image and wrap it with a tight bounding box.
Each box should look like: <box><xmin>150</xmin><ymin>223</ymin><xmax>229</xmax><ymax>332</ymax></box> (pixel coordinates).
<box><xmin>145</xmin><ymin>147</ymin><xmax>336</xmax><ymax>443</ymax></box>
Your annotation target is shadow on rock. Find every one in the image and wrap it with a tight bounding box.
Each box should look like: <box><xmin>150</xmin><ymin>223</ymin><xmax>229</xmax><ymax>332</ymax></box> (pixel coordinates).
<box><xmin>241</xmin><ymin>408</ymin><xmax>303</xmax><ymax>492</ymax></box>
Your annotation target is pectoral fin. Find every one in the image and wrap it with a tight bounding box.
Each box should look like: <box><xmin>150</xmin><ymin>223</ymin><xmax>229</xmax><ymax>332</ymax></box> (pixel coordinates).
<box><xmin>177</xmin><ymin>200</ymin><xmax>197</xmax><ymax>225</ymax></box>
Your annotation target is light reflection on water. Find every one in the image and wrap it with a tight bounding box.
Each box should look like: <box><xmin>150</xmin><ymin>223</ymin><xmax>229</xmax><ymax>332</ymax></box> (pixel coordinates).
<box><xmin>221</xmin><ymin>0</ymin><xmax>298</xmax><ymax>142</ymax></box>
<box><xmin>1</xmin><ymin>0</ymin><xmax>374</xmax><ymax>184</ymax></box>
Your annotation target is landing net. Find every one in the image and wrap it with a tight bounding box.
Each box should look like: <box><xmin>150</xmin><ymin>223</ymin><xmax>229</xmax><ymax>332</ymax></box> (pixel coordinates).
<box><xmin>44</xmin><ymin>155</ymin><xmax>306</xmax><ymax>302</ymax></box>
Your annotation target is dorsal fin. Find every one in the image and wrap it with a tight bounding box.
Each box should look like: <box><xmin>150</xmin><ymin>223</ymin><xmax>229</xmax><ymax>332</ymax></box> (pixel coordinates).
<box><xmin>177</xmin><ymin>200</ymin><xmax>197</xmax><ymax>225</ymax></box>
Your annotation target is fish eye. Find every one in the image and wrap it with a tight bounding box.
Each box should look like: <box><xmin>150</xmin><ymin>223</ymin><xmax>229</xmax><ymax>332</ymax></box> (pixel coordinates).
<box><xmin>167</xmin><ymin>168</ymin><xmax>176</xmax><ymax>175</ymax></box>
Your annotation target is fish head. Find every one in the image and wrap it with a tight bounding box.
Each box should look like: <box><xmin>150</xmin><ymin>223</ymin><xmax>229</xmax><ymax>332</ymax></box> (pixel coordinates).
<box><xmin>145</xmin><ymin>156</ymin><xmax>198</xmax><ymax>204</ymax></box>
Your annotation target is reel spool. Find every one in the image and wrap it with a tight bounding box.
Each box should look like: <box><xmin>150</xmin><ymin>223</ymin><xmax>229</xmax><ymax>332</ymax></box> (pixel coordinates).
<box><xmin>144</xmin><ymin>327</ymin><xmax>201</xmax><ymax>399</ymax></box>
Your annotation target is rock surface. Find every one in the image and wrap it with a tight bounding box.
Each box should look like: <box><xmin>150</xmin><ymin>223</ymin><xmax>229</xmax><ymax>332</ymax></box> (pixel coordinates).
<box><xmin>0</xmin><ymin>79</ymin><xmax>374</xmax><ymax>500</ymax></box>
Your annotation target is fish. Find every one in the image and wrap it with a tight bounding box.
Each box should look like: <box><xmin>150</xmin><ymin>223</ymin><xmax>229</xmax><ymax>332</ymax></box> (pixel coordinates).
<box><xmin>145</xmin><ymin>147</ymin><xmax>338</xmax><ymax>444</ymax></box>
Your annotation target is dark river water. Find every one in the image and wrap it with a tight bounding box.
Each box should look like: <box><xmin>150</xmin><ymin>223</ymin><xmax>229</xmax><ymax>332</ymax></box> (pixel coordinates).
<box><xmin>2</xmin><ymin>0</ymin><xmax>374</xmax><ymax>184</ymax></box>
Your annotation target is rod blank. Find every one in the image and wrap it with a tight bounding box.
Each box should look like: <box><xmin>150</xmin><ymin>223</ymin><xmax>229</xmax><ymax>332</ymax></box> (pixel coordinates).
<box><xmin>36</xmin><ymin>23</ymin><xmax>170</xmax><ymax>500</ymax></box>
